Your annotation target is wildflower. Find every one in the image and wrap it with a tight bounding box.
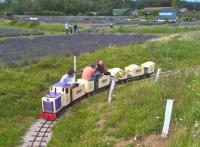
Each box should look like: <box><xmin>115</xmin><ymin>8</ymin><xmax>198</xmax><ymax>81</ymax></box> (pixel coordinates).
<box><xmin>179</xmin><ymin>118</ymin><xmax>183</xmax><ymax>121</ymax></box>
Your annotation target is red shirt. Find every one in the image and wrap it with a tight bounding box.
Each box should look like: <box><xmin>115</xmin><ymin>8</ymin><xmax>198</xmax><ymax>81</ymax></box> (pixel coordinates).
<box><xmin>81</xmin><ymin>67</ymin><xmax>96</xmax><ymax>80</ymax></box>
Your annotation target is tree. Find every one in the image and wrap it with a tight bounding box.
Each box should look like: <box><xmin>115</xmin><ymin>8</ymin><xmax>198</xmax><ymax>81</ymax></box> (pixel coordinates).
<box><xmin>152</xmin><ymin>10</ymin><xmax>159</xmax><ymax>18</ymax></box>
<box><xmin>10</xmin><ymin>0</ymin><xmax>32</xmax><ymax>14</ymax></box>
<box><xmin>172</xmin><ymin>0</ymin><xmax>180</xmax><ymax>9</ymax></box>
<box><xmin>3</xmin><ymin>0</ymin><xmax>199</xmax><ymax>16</ymax></box>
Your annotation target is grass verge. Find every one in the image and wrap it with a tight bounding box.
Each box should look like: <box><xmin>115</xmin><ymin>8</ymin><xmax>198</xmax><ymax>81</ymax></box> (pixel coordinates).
<box><xmin>107</xmin><ymin>24</ymin><xmax>200</xmax><ymax>35</ymax></box>
<box><xmin>0</xmin><ymin>19</ymin><xmax>66</xmax><ymax>35</ymax></box>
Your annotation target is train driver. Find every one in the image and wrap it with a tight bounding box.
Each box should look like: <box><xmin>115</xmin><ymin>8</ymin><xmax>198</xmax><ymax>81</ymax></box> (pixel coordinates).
<box><xmin>60</xmin><ymin>69</ymin><xmax>75</xmax><ymax>86</ymax></box>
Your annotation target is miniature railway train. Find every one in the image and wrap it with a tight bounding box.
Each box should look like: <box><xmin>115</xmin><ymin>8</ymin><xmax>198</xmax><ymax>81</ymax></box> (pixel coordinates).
<box><xmin>40</xmin><ymin>61</ymin><xmax>155</xmax><ymax>121</ymax></box>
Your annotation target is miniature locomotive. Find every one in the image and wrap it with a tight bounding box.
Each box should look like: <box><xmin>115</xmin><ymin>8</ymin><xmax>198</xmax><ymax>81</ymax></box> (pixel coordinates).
<box><xmin>40</xmin><ymin>61</ymin><xmax>155</xmax><ymax>120</ymax></box>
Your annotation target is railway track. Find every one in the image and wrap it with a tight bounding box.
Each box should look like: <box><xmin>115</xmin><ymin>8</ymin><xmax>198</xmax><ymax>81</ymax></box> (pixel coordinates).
<box><xmin>29</xmin><ymin>120</ymin><xmax>54</xmax><ymax>147</ymax></box>
<box><xmin>22</xmin><ymin>66</ymin><xmax>200</xmax><ymax>147</ymax></box>
<box><xmin>23</xmin><ymin>119</ymin><xmax>56</xmax><ymax>147</ymax></box>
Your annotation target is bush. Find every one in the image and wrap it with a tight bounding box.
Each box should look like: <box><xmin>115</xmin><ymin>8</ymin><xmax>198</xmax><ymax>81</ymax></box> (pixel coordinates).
<box><xmin>77</xmin><ymin>12</ymin><xmax>85</xmax><ymax>16</ymax></box>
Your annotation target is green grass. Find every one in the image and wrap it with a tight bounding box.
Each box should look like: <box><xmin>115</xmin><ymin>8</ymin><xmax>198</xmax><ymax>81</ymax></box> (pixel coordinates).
<box><xmin>0</xmin><ymin>30</ymin><xmax>200</xmax><ymax>146</ymax></box>
<box><xmin>107</xmin><ymin>25</ymin><xmax>200</xmax><ymax>35</ymax></box>
<box><xmin>48</xmin><ymin>72</ymin><xmax>200</xmax><ymax>147</ymax></box>
<box><xmin>0</xmin><ymin>19</ymin><xmax>66</xmax><ymax>35</ymax></box>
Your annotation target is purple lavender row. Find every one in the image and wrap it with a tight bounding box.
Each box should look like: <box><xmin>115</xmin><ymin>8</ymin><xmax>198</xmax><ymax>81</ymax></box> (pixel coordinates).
<box><xmin>0</xmin><ymin>34</ymin><xmax>157</xmax><ymax>65</ymax></box>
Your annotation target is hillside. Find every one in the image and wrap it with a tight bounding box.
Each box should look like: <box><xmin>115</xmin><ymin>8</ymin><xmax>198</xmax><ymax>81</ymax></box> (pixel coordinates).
<box><xmin>0</xmin><ymin>24</ymin><xmax>200</xmax><ymax>146</ymax></box>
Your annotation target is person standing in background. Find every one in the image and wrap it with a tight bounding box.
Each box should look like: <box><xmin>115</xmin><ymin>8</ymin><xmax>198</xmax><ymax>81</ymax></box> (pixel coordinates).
<box><xmin>69</xmin><ymin>23</ymin><xmax>73</xmax><ymax>34</ymax></box>
<box><xmin>74</xmin><ymin>24</ymin><xmax>78</xmax><ymax>34</ymax></box>
<box><xmin>64</xmin><ymin>22</ymin><xmax>69</xmax><ymax>35</ymax></box>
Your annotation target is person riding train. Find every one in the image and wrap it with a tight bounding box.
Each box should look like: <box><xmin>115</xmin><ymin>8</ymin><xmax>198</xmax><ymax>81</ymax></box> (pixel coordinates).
<box><xmin>81</xmin><ymin>60</ymin><xmax>109</xmax><ymax>80</ymax></box>
<box><xmin>81</xmin><ymin>60</ymin><xmax>110</xmax><ymax>91</ymax></box>
<box><xmin>96</xmin><ymin>59</ymin><xmax>111</xmax><ymax>77</ymax></box>
<box><xmin>81</xmin><ymin>64</ymin><xmax>97</xmax><ymax>81</ymax></box>
<box><xmin>81</xmin><ymin>64</ymin><xmax>99</xmax><ymax>90</ymax></box>
<box><xmin>96</xmin><ymin>59</ymin><xmax>106</xmax><ymax>76</ymax></box>
<box><xmin>60</xmin><ymin>68</ymin><xmax>75</xmax><ymax>87</ymax></box>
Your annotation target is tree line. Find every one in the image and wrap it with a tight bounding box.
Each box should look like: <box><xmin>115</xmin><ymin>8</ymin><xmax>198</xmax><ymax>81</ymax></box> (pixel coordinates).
<box><xmin>0</xmin><ymin>0</ymin><xmax>199</xmax><ymax>15</ymax></box>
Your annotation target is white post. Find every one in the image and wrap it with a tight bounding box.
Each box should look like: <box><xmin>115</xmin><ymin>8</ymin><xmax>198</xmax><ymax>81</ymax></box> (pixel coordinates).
<box><xmin>162</xmin><ymin>99</ymin><xmax>174</xmax><ymax>139</ymax></box>
<box><xmin>156</xmin><ymin>68</ymin><xmax>161</xmax><ymax>82</ymax></box>
<box><xmin>73</xmin><ymin>56</ymin><xmax>77</xmax><ymax>81</ymax></box>
<box><xmin>108</xmin><ymin>79</ymin><xmax>116</xmax><ymax>104</ymax></box>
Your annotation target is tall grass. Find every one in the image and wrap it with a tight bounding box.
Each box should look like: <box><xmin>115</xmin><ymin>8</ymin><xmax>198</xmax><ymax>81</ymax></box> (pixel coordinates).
<box><xmin>48</xmin><ymin>73</ymin><xmax>200</xmax><ymax>146</ymax></box>
<box><xmin>0</xmin><ymin>19</ymin><xmax>65</xmax><ymax>35</ymax></box>
<box><xmin>107</xmin><ymin>25</ymin><xmax>200</xmax><ymax>35</ymax></box>
<box><xmin>0</xmin><ymin>31</ymin><xmax>200</xmax><ymax>146</ymax></box>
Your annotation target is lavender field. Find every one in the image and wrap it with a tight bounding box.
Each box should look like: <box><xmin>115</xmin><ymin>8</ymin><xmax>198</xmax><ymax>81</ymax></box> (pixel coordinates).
<box><xmin>0</xmin><ymin>34</ymin><xmax>156</xmax><ymax>65</ymax></box>
<box><xmin>0</xmin><ymin>28</ymin><xmax>44</xmax><ymax>37</ymax></box>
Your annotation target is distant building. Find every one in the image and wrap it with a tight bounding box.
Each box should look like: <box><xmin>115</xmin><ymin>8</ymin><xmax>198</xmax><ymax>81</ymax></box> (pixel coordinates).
<box><xmin>143</xmin><ymin>7</ymin><xmax>177</xmax><ymax>22</ymax></box>
<box><xmin>112</xmin><ymin>9</ymin><xmax>130</xmax><ymax>16</ymax></box>
<box><xmin>130</xmin><ymin>10</ymin><xmax>138</xmax><ymax>16</ymax></box>
<box><xmin>144</xmin><ymin>7</ymin><xmax>161</xmax><ymax>15</ymax></box>
<box><xmin>158</xmin><ymin>7</ymin><xmax>177</xmax><ymax>22</ymax></box>
<box><xmin>178</xmin><ymin>8</ymin><xmax>190</xmax><ymax>13</ymax></box>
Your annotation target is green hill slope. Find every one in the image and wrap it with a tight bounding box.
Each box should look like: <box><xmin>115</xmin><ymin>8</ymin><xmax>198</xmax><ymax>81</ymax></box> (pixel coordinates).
<box><xmin>0</xmin><ymin>30</ymin><xmax>200</xmax><ymax>146</ymax></box>
<box><xmin>49</xmin><ymin>72</ymin><xmax>200</xmax><ymax>147</ymax></box>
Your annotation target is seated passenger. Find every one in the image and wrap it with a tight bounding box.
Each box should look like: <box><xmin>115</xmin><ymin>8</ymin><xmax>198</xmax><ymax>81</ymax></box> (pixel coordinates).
<box><xmin>60</xmin><ymin>69</ymin><xmax>75</xmax><ymax>86</ymax></box>
<box><xmin>81</xmin><ymin>64</ymin><xmax>96</xmax><ymax>81</ymax></box>
<box><xmin>96</xmin><ymin>59</ymin><xmax>106</xmax><ymax>76</ymax></box>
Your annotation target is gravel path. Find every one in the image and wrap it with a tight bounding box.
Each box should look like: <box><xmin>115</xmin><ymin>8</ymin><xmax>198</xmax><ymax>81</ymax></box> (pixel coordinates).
<box><xmin>0</xmin><ymin>33</ymin><xmax>157</xmax><ymax>65</ymax></box>
<box><xmin>21</xmin><ymin>119</ymin><xmax>56</xmax><ymax>147</ymax></box>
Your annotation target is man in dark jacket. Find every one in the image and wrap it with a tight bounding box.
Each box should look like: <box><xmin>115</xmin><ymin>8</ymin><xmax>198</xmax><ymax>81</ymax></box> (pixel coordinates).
<box><xmin>73</xmin><ymin>24</ymin><xmax>77</xmax><ymax>34</ymax></box>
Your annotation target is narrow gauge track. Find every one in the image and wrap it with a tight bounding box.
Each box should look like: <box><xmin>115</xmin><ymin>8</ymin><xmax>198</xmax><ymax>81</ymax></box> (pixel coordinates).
<box><xmin>24</xmin><ymin>67</ymin><xmax>199</xmax><ymax>147</ymax></box>
<box><xmin>25</xmin><ymin>120</ymin><xmax>55</xmax><ymax>147</ymax></box>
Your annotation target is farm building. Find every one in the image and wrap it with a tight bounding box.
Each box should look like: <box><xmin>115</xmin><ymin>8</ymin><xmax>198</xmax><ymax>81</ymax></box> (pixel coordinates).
<box><xmin>144</xmin><ymin>7</ymin><xmax>177</xmax><ymax>22</ymax></box>
<box><xmin>112</xmin><ymin>9</ymin><xmax>130</xmax><ymax>16</ymax></box>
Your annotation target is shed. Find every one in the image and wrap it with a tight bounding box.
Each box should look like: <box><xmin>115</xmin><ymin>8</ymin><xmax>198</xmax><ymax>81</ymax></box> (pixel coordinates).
<box><xmin>158</xmin><ymin>9</ymin><xmax>177</xmax><ymax>22</ymax></box>
<box><xmin>143</xmin><ymin>7</ymin><xmax>177</xmax><ymax>22</ymax></box>
<box><xmin>113</xmin><ymin>9</ymin><xmax>130</xmax><ymax>16</ymax></box>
